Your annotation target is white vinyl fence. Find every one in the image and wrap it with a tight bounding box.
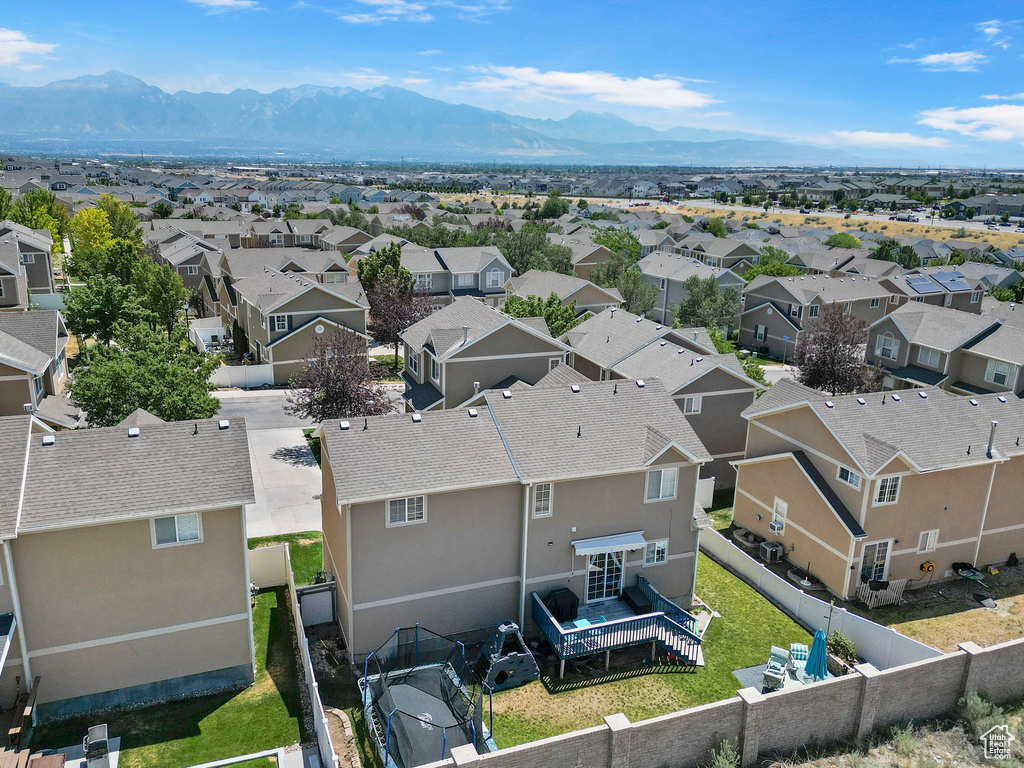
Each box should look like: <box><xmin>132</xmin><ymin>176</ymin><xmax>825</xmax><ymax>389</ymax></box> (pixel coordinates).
<box><xmin>701</xmin><ymin>528</ymin><xmax>941</xmax><ymax>669</ymax></box>
<box><xmin>247</xmin><ymin>544</ymin><xmax>340</xmax><ymax>768</ymax></box>
<box><xmin>696</xmin><ymin>477</ymin><xmax>715</xmax><ymax>510</ymax></box>
<box><xmin>211</xmin><ymin>363</ymin><xmax>275</xmax><ymax>389</ymax></box>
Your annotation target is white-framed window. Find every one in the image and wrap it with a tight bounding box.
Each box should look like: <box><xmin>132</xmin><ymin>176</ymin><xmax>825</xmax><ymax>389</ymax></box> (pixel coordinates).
<box><xmin>152</xmin><ymin>512</ymin><xmax>202</xmax><ymax>548</ymax></box>
<box><xmin>533</xmin><ymin>483</ymin><xmax>552</xmax><ymax>517</ymax></box>
<box><xmin>874</xmin><ymin>475</ymin><xmax>901</xmax><ymax>506</ymax></box>
<box><xmin>645</xmin><ymin>468</ymin><xmax>677</xmax><ymax>502</ymax></box>
<box><xmin>808</xmin><ymin>304</ymin><xmax>819</xmax><ymax>318</ymax></box>
<box><xmin>408</xmin><ymin>354</ymin><xmax>418</xmax><ymax>374</ymax></box>
<box><xmin>486</xmin><ymin>268</ymin><xmax>503</xmax><ymax>289</ymax></box>
<box><xmin>186</xmin><ymin>265</ymin><xmax>199</xmax><ymax>275</ymax></box>
<box><xmin>644</xmin><ymin>539</ymin><xmax>668</xmax><ymax>566</ymax></box>
<box><xmin>32</xmin><ymin>375</ymin><xmax>43</xmax><ymax>399</ymax></box>
<box><xmin>861</xmin><ymin>540</ymin><xmax>890</xmax><ymax>581</ymax></box>
<box><xmin>944</xmin><ymin>294</ymin><xmax>953</xmax><ymax>307</ymax></box>
<box><xmin>660</xmin><ymin>278</ymin><xmax>667</xmax><ymax>290</ymax></box>
<box><xmin>0</xmin><ymin>281</ymin><xmax>4</xmax><ymax>298</ymax></box>
<box><xmin>870</xmin><ymin>298</ymin><xmax>880</xmax><ymax>308</ymax></box>
<box><xmin>457</xmin><ymin>273</ymin><xmax>473</xmax><ymax>288</ymax></box>
<box><xmin>917</xmin><ymin>346</ymin><xmax>940</xmax><ymax>368</ymax></box>
<box><xmin>387</xmin><ymin>496</ymin><xmax>426</xmax><ymax>526</ymax></box>
<box><xmin>430</xmin><ymin>357</ymin><xmax>440</xmax><ymax>382</ymax></box>
<box><xmin>549</xmin><ymin>357</ymin><xmax>561</xmax><ymax>371</ymax></box>
<box><xmin>843</xmin><ymin>301</ymin><xmax>852</xmax><ymax>315</ymax></box>
<box><xmin>271</xmin><ymin>315</ymin><xmax>288</xmax><ymax>332</ymax></box>
<box><xmin>771</xmin><ymin>497</ymin><xmax>788</xmax><ymax>532</ymax></box>
<box><xmin>755</xmin><ymin>324</ymin><xmax>767</xmax><ymax>342</ymax></box>
<box><xmin>912</xmin><ymin>296</ymin><xmax>925</xmax><ymax>303</ymax></box>
<box><xmin>53</xmin><ymin>349</ymin><xmax>66</xmax><ymax>380</ymax></box>
<box><xmin>837</xmin><ymin>466</ymin><xmax>861</xmax><ymax>489</ymax></box>
<box><xmin>789</xmin><ymin>304</ymin><xmax>799</xmax><ymax>318</ymax></box>
<box><xmin>20</xmin><ymin>252</ymin><xmax>35</xmax><ymax>265</ymax></box>
<box><xmin>890</xmin><ymin>295</ymin><xmax>900</xmax><ymax>304</ymax></box>
<box><xmin>918</xmin><ymin>529</ymin><xmax>939</xmax><ymax>554</ymax></box>
<box><xmin>985</xmin><ymin>359</ymin><xmax>1016</xmax><ymax>388</ymax></box>
<box><xmin>875</xmin><ymin>332</ymin><xmax>899</xmax><ymax>361</ymax></box>
<box><xmin>415</xmin><ymin>273</ymin><xmax>432</xmax><ymax>291</ymax></box>
<box><xmin>324</xmin><ymin>272</ymin><xmax>347</xmax><ymax>283</ymax></box>
<box><xmin>683</xmin><ymin>396</ymin><xmax>702</xmax><ymax>415</ymax></box>
<box><xmin>971</xmin><ymin>290</ymin><xmax>981</xmax><ymax>303</ymax></box>
<box><xmin>270</xmin><ymin>233</ymin><xmax>284</xmax><ymax>245</ymax></box>
<box><xmin>299</xmin><ymin>234</ymin><xmax>311</xmax><ymax>243</ymax></box>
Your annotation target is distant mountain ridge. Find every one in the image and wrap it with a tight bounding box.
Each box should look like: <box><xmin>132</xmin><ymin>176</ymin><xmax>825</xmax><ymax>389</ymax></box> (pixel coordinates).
<box><xmin>0</xmin><ymin>71</ymin><xmax>862</xmax><ymax>165</ymax></box>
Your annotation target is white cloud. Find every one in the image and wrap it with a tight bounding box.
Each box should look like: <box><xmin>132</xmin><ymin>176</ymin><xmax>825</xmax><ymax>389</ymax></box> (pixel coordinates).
<box><xmin>888</xmin><ymin>50</ymin><xmax>987</xmax><ymax>72</ymax></box>
<box><xmin>465</xmin><ymin>66</ymin><xmax>715</xmax><ymax>110</ymax></box>
<box><xmin>402</xmin><ymin>77</ymin><xmax>430</xmax><ymax>84</ymax></box>
<box><xmin>186</xmin><ymin>0</ymin><xmax>262</xmax><ymax>10</ymax></box>
<box><xmin>339</xmin><ymin>0</ymin><xmax>432</xmax><ymax>23</ymax></box>
<box><xmin>342</xmin><ymin>68</ymin><xmax>390</xmax><ymax>85</ymax></box>
<box><xmin>0</xmin><ymin>28</ymin><xmax>57</xmax><ymax>67</ymax></box>
<box><xmin>981</xmin><ymin>92</ymin><xmax>1024</xmax><ymax>100</ymax></box>
<box><xmin>976</xmin><ymin>19</ymin><xmax>1011</xmax><ymax>48</ymax></box>
<box><xmin>919</xmin><ymin>104</ymin><xmax>1024</xmax><ymax>142</ymax></box>
<box><xmin>831</xmin><ymin>130</ymin><xmax>950</xmax><ymax>149</ymax></box>
<box><xmin>418</xmin><ymin>49</ymin><xmax>442</xmax><ymax>55</ymax></box>
<box><xmin>325</xmin><ymin>0</ymin><xmax>506</xmax><ymax>23</ymax></box>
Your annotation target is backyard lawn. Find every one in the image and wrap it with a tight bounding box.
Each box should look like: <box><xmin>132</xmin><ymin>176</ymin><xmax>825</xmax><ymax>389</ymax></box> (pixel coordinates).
<box><xmin>489</xmin><ymin>556</ymin><xmax>810</xmax><ymax>747</ymax></box>
<box><xmin>32</xmin><ymin>587</ymin><xmax>305</xmax><ymax>768</ymax></box>
<box><xmin>302</xmin><ymin>429</ymin><xmax>321</xmax><ymax>466</ymax></box>
<box><xmin>249</xmin><ymin>531</ymin><xmax>324</xmax><ymax>587</ymax></box>
<box><xmin>706</xmin><ymin>491</ymin><xmax>734</xmax><ymax>531</ymax></box>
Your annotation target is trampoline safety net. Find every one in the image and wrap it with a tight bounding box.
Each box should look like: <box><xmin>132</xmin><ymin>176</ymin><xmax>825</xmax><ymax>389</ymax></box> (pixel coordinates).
<box><xmin>364</xmin><ymin>626</ymin><xmax>489</xmax><ymax>768</ymax></box>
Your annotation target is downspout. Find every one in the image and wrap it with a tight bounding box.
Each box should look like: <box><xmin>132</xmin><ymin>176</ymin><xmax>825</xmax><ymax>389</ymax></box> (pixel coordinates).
<box><xmin>3</xmin><ymin>541</ymin><xmax>31</xmax><ymax>690</ymax></box>
<box><xmin>973</xmin><ymin>461</ymin><xmax>999</xmax><ymax>566</ymax></box>
<box><xmin>518</xmin><ymin>482</ymin><xmax>533</xmax><ymax>627</ymax></box>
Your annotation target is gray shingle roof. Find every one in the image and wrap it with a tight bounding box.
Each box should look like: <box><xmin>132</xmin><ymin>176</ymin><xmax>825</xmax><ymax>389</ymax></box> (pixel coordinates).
<box><xmin>508</xmin><ymin>269</ymin><xmax>617</xmax><ymax>304</ymax></box>
<box><xmin>19</xmin><ymin>417</ymin><xmax>254</xmax><ymax>532</ymax></box>
<box><xmin>0</xmin><ymin>417</ymin><xmax>31</xmax><ymax>538</ymax></box>
<box><xmin>564</xmin><ymin>307</ymin><xmax>676</xmax><ymax>369</ymax></box>
<box><xmin>0</xmin><ymin>309</ymin><xmax>63</xmax><ymax>359</ymax></box>
<box><xmin>611</xmin><ymin>341</ymin><xmax>755</xmax><ymax>394</ymax></box>
<box><xmin>401</xmin><ymin>297</ymin><xmax>508</xmax><ymax>354</ymax></box>
<box><xmin>744</xmin><ymin>378</ymin><xmax>1024</xmax><ymax>474</ymax></box>
<box><xmin>435</xmin><ymin>247</ymin><xmax>508</xmax><ymax>273</ymax></box>
<box><xmin>964</xmin><ymin>325</ymin><xmax>1024</xmax><ymax>366</ymax></box>
<box><xmin>0</xmin><ymin>329</ymin><xmax>50</xmax><ymax>374</ymax></box>
<box><xmin>747</xmin><ymin>274</ymin><xmax>892</xmax><ymax>303</ymax></box>
<box><xmin>879</xmin><ymin>303</ymin><xmax>999</xmax><ymax>353</ymax></box>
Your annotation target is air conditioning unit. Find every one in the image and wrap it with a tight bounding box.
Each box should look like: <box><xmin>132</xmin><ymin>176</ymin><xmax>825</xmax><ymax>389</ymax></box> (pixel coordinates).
<box><xmin>768</xmin><ymin>520</ymin><xmax>784</xmax><ymax>534</ymax></box>
<box><xmin>760</xmin><ymin>541</ymin><xmax>784</xmax><ymax>565</ymax></box>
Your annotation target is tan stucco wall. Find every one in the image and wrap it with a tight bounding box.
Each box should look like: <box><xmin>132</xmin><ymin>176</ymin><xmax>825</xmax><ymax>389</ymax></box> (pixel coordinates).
<box><xmin>445</xmin><ymin>355</ymin><xmax>559</xmax><ymax>407</ymax></box>
<box><xmin>0</xmin><ymin>364</ymin><xmax>32</xmax><ymax>416</ymax></box>
<box><xmin>449</xmin><ymin>324</ymin><xmax>563</xmax><ymax>361</ymax></box>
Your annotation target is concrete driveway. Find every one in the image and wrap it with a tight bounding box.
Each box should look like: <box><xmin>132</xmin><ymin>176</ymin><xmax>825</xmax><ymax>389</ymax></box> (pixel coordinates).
<box><xmin>763</xmin><ymin>365</ymin><xmax>798</xmax><ymax>386</ymax></box>
<box><xmin>216</xmin><ymin>390</ymin><xmax>322</xmax><ymax>537</ymax></box>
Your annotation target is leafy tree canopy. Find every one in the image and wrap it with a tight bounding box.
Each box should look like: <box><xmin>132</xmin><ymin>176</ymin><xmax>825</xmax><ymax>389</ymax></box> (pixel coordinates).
<box><xmin>672</xmin><ymin>275</ymin><xmax>740</xmax><ymax>329</ymax></box>
<box><xmin>504</xmin><ymin>293</ymin><xmax>580</xmax><ymax>337</ymax></box>
<box><xmin>823</xmin><ymin>232</ymin><xmax>863</xmax><ymax>249</ymax></box>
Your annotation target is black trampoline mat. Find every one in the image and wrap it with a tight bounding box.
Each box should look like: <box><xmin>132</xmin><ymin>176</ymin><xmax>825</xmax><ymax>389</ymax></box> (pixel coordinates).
<box><xmin>388</xmin><ymin>683</ymin><xmax>462</xmax><ymax>729</ymax></box>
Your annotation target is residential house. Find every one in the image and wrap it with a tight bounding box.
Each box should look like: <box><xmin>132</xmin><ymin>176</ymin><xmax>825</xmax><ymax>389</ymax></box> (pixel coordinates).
<box><xmin>506</xmin><ymin>270</ymin><xmax>622</xmax><ymax>316</ymax></box>
<box><xmin>0</xmin><ymin>311</ymin><xmax>79</xmax><ymax>430</ymax></box>
<box><xmin>248</xmin><ymin>219</ymin><xmax>332</xmax><ymax>249</ymax></box>
<box><xmin>739</xmin><ymin>274</ymin><xmax>894</xmax><ymax>360</ymax></box>
<box><xmin>879</xmin><ymin>271</ymin><xmax>984</xmax><ymax>314</ymax></box>
<box><xmin>319</xmin><ymin>226</ymin><xmax>373</xmax><ymax>254</ymax></box>
<box><xmin>678</xmin><ymin>236</ymin><xmax>762</xmax><ymax>271</ymax></box>
<box><xmin>637</xmin><ymin>252</ymin><xmax>745</xmax><ymax>326</ymax></box>
<box><xmin>636</xmin><ymin>229</ymin><xmax>675</xmax><ymax>257</ymax></box>
<box><xmin>0</xmin><ymin>414</ymin><xmax>255</xmax><ymax>716</ymax></box>
<box><xmin>399</xmin><ymin>297</ymin><xmax>570</xmax><ymax>411</ymax></box>
<box><xmin>732</xmin><ymin>379</ymin><xmax>1024</xmax><ymax>600</ymax></box>
<box><xmin>0</xmin><ymin>221</ymin><xmax>55</xmax><ymax>304</ymax></box>
<box><xmin>545</xmin><ymin>233</ymin><xmax>613</xmax><ymax>281</ymax></box>
<box><xmin>316</xmin><ymin>379</ymin><xmax>711</xmax><ymax>659</ymax></box>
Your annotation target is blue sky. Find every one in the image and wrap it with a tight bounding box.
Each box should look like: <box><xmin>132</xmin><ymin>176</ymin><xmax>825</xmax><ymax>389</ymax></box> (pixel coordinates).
<box><xmin>2</xmin><ymin>1</ymin><xmax>1024</xmax><ymax>165</ymax></box>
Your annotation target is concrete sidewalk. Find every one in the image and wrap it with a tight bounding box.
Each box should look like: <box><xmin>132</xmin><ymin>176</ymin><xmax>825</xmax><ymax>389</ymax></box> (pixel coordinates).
<box><xmin>246</xmin><ymin>427</ymin><xmax>322</xmax><ymax>537</ymax></box>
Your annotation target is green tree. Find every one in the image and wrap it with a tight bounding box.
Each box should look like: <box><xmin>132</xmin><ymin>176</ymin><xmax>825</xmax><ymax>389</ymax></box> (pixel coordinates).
<box><xmin>592</xmin><ymin>228</ymin><xmax>641</xmax><ymax>261</ymax></box>
<box><xmin>705</xmin><ymin>217</ymin><xmax>727</xmax><ymax>238</ymax></box>
<box><xmin>151</xmin><ymin>201</ymin><xmax>174</xmax><ymax>219</ymax></box>
<box><xmin>709</xmin><ymin>327</ymin><xmax>767</xmax><ymax>387</ymax></box>
<box><xmin>10</xmin><ymin>189</ymin><xmax>70</xmax><ymax>249</ymax></box>
<box><xmin>67</xmin><ymin>325</ymin><xmax>220</xmax><ymax>426</ymax></box>
<box><xmin>823</xmin><ymin>233</ymin><xmax>862</xmax><ymax>249</ymax></box>
<box><xmin>0</xmin><ymin>188</ymin><xmax>13</xmax><ymax>221</ymax></box>
<box><xmin>616</xmin><ymin>267</ymin><xmax>658</xmax><ymax>315</ymax></box>
<box><xmin>503</xmin><ymin>293</ymin><xmax>580</xmax><ymax>337</ymax></box>
<box><xmin>68</xmin><ymin>208</ymin><xmax>113</xmax><ymax>252</ymax></box>
<box><xmin>577</xmin><ymin>199</ymin><xmax>588</xmax><ymax>210</ymax></box>
<box><xmin>870</xmin><ymin>239</ymin><xmax>920</xmax><ymax>269</ymax></box>
<box><xmin>494</xmin><ymin>224</ymin><xmax>565</xmax><ymax>276</ymax></box>
<box><xmin>743</xmin><ymin>246</ymin><xmax>802</xmax><ymax>282</ymax></box>
<box><xmin>672</xmin><ymin>275</ymin><xmax>740</xmax><ymax>329</ymax></box>
<box><xmin>588</xmin><ymin>250</ymin><xmax>636</xmax><ymax>288</ymax></box>
<box><xmin>64</xmin><ymin>275</ymin><xmax>149</xmax><ymax>347</ymax></box>
<box><xmin>537</xmin><ymin>191</ymin><xmax>570</xmax><ymax>219</ymax></box>
<box><xmin>139</xmin><ymin>263</ymin><xmax>189</xmax><ymax>337</ymax></box>
<box><xmin>97</xmin><ymin>194</ymin><xmax>141</xmax><ymax>241</ymax></box>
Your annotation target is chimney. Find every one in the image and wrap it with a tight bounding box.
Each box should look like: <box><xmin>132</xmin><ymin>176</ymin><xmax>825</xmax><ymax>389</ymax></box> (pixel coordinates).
<box><xmin>987</xmin><ymin>420</ymin><xmax>998</xmax><ymax>459</ymax></box>
<box><xmin>463</xmin><ymin>325</ymin><xmax>469</xmax><ymax>344</ymax></box>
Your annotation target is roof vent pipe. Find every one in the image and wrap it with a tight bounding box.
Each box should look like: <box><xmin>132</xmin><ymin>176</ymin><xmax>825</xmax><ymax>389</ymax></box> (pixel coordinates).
<box><xmin>987</xmin><ymin>420</ymin><xmax>998</xmax><ymax>459</ymax></box>
<box><xmin>463</xmin><ymin>325</ymin><xmax>469</xmax><ymax>344</ymax></box>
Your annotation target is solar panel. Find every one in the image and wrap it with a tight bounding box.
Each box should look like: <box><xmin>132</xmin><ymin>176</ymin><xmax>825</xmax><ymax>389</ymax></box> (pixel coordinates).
<box><xmin>905</xmin><ymin>275</ymin><xmax>943</xmax><ymax>295</ymax></box>
<box><xmin>930</xmin><ymin>271</ymin><xmax>971</xmax><ymax>292</ymax></box>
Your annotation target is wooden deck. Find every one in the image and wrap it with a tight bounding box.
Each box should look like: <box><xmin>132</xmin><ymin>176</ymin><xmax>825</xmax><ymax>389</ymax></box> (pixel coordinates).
<box><xmin>563</xmin><ymin>600</ymin><xmax>634</xmax><ymax>629</ymax></box>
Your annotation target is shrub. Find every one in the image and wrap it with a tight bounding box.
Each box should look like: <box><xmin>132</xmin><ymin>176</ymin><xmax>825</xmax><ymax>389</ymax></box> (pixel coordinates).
<box><xmin>958</xmin><ymin>691</ymin><xmax>1004</xmax><ymax>738</ymax></box>
<box><xmin>827</xmin><ymin>631</ymin><xmax>857</xmax><ymax>665</ymax></box>
<box><xmin>705</xmin><ymin>739</ymin><xmax>740</xmax><ymax>768</ymax></box>
<box><xmin>890</xmin><ymin>723</ymin><xmax>918</xmax><ymax>757</ymax></box>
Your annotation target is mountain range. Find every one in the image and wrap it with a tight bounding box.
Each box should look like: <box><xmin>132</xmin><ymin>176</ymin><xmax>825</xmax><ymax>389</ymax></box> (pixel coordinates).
<box><xmin>0</xmin><ymin>71</ymin><xmax>862</xmax><ymax>166</ymax></box>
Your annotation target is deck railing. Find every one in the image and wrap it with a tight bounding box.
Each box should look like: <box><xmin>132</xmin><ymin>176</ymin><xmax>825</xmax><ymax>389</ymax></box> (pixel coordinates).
<box><xmin>856</xmin><ymin>578</ymin><xmax>908</xmax><ymax>609</ymax></box>
<box><xmin>635</xmin><ymin>575</ymin><xmax>699</xmax><ymax>633</ymax></box>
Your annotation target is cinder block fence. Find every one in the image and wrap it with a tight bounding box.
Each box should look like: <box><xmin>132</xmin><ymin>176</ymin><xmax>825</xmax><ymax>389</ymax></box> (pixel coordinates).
<box><xmin>424</xmin><ymin>637</ymin><xmax>1024</xmax><ymax>768</ymax></box>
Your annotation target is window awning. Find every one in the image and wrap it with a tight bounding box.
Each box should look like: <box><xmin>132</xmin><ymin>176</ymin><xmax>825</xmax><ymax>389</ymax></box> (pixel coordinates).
<box><xmin>571</xmin><ymin>531</ymin><xmax>647</xmax><ymax>556</ymax></box>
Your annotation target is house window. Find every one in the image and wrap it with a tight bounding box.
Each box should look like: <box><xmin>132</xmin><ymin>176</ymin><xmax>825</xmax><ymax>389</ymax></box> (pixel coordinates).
<box><xmin>271</xmin><ymin>315</ymin><xmax>289</xmax><ymax>332</ymax></box>
<box><xmin>683</xmin><ymin>396</ymin><xmax>702</xmax><ymax>415</ymax></box>
<box><xmin>299</xmin><ymin>234</ymin><xmax>311</xmax><ymax>243</ymax></box>
<box><xmin>20</xmin><ymin>252</ymin><xmax>34</xmax><ymax>265</ymax></box>
<box><xmin>808</xmin><ymin>304</ymin><xmax>819</xmax><ymax>318</ymax></box>
<box><xmin>152</xmin><ymin>512</ymin><xmax>202</xmax><ymax>547</ymax></box>
<box><xmin>912</xmin><ymin>296</ymin><xmax>925</xmax><ymax>303</ymax></box>
<box><xmin>875</xmin><ymin>333</ymin><xmax>899</xmax><ymax>361</ymax></box>
<box><xmin>486</xmin><ymin>269</ymin><xmax>503</xmax><ymax>289</ymax></box>
<box><xmin>985</xmin><ymin>359</ymin><xmax>1016</xmax><ymax>388</ymax></box>
<box><xmin>270</xmin><ymin>234</ymin><xmax>284</xmax><ymax>245</ymax></box>
<box><xmin>771</xmin><ymin>497</ymin><xmax>788</xmax><ymax>532</ymax></box>
<box><xmin>861</xmin><ymin>540</ymin><xmax>890</xmax><ymax>581</ymax></box>
<box><xmin>874</xmin><ymin>476</ymin><xmax>901</xmax><ymax>506</ymax></box>
<box><xmin>645</xmin><ymin>468</ymin><xmax>677</xmax><ymax>502</ymax></box>
<box><xmin>533</xmin><ymin>483</ymin><xmax>552</xmax><ymax>517</ymax></box>
<box><xmin>324</xmin><ymin>272</ymin><xmax>347</xmax><ymax>283</ymax></box>
<box><xmin>186</xmin><ymin>265</ymin><xmax>199</xmax><ymax>275</ymax></box>
<box><xmin>890</xmin><ymin>295</ymin><xmax>900</xmax><ymax>304</ymax></box>
<box><xmin>843</xmin><ymin>301</ymin><xmax>852</xmax><ymax>315</ymax></box>
<box><xmin>789</xmin><ymin>304</ymin><xmax>799</xmax><ymax>318</ymax></box>
<box><xmin>415</xmin><ymin>273</ymin><xmax>432</xmax><ymax>291</ymax></box>
<box><xmin>870</xmin><ymin>298</ymin><xmax>880</xmax><ymax>308</ymax></box>
<box><xmin>387</xmin><ymin>496</ymin><xmax>426</xmax><ymax>526</ymax></box>
<box><xmin>644</xmin><ymin>539</ymin><xmax>668</xmax><ymax>566</ymax></box>
<box><xmin>430</xmin><ymin>357</ymin><xmax>440</xmax><ymax>382</ymax></box>
<box><xmin>754</xmin><ymin>324</ymin><xmax>767</xmax><ymax>342</ymax></box>
<box><xmin>837</xmin><ymin>466</ymin><xmax>862</xmax><ymax>490</ymax></box>
<box><xmin>32</xmin><ymin>375</ymin><xmax>43</xmax><ymax>399</ymax></box>
<box><xmin>549</xmin><ymin>357</ymin><xmax>561</xmax><ymax>371</ymax></box>
<box><xmin>54</xmin><ymin>349</ymin><xmax>66</xmax><ymax>380</ymax></box>
<box><xmin>408</xmin><ymin>354</ymin><xmax>418</xmax><ymax>374</ymax></box>
<box><xmin>457</xmin><ymin>273</ymin><xmax>473</xmax><ymax>288</ymax></box>
<box><xmin>918</xmin><ymin>529</ymin><xmax>939</xmax><ymax>554</ymax></box>
<box><xmin>660</xmin><ymin>278</ymin><xmax>667</xmax><ymax>290</ymax></box>
<box><xmin>971</xmin><ymin>290</ymin><xmax>981</xmax><ymax>303</ymax></box>
<box><xmin>944</xmin><ymin>294</ymin><xmax>953</xmax><ymax>307</ymax></box>
<box><xmin>0</xmin><ymin>282</ymin><xmax>4</xmax><ymax>298</ymax></box>
<box><xmin>917</xmin><ymin>346</ymin><xmax>940</xmax><ymax>368</ymax></box>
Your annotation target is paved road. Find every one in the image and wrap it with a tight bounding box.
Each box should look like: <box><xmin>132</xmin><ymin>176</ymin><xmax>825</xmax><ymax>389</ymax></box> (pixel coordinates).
<box><xmin>762</xmin><ymin>365</ymin><xmax>798</xmax><ymax>386</ymax></box>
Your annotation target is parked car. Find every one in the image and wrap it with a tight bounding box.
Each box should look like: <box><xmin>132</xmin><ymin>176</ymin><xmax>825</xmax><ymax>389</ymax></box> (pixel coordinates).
<box><xmin>799</xmin><ymin>208</ymin><xmax>811</xmax><ymax>214</ymax></box>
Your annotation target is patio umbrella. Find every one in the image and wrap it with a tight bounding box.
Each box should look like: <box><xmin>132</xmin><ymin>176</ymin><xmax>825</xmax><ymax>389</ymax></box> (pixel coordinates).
<box><xmin>806</xmin><ymin>629</ymin><xmax>828</xmax><ymax>682</ymax></box>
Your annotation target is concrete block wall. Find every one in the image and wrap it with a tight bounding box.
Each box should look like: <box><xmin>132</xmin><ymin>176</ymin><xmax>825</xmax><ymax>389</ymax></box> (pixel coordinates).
<box><xmin>437</xmin><ymin>637</ymin><xmax>1024</xmax><ymax>768</ymax></box>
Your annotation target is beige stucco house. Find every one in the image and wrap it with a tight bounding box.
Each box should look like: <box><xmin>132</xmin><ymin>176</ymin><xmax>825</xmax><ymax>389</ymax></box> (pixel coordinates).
<box><xmin>0</xmin><ymin>221</ymin><xmax>55</xmax><ymax>308</ymax></box>
<box><xmin>506</xmin><ymin>269</ymin><xmax>622</xmax><ymax>316</ymax></box>
<box><xmin>316</xmin><ymin>379</ymin><xmax>712</xmax><ymax>659</ymax></box>
<box><xmin>0</xmin><ymin>310</ymin><xmax>79</xmax><ymax>429</ymax></box>
<box><xmin>732</xmin><ymin>379</ymin><xmax>1024</xmax><ymax>601</ymax></box>
<box><xmin>0</xmin><ymin>414</ymin><xmax>255</xmax><ymax>718</ymax></box>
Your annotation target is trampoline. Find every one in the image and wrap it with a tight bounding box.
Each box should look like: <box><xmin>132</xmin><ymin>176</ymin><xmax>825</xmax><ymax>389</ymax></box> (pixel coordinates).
<box><xmin>359</xmin><ymin>626</ymin><xmax>497</xmax><ymax>768</ymax></box>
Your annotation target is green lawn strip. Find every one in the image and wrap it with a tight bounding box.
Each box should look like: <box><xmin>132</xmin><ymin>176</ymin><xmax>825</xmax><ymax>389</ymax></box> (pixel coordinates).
<box><xmin>706</xmin><ymin>490</ymin><xmax>735</xmax><ymax>531</ymax></box>
<box><xmin>247</xmin><ymin>532</ymin><xmax>324</xmax><ymax>587</ymax></box>
<box><xmin>312</xmin><ymin>662</ymin><xmax>383</xmax><ymax>768</ymax></box>
<box><xmin>301</xmin><ymin>428</ymin><xmax>321</xmax><ymax>466</ymax></box>
<box><xmin>32</xmin><ymin>588</ymin><xmax>304</xmax><ymax>768</ymax></box>
<box><xmin>490</xmin><ymin>556</ymin><xmax>811</xmax><ymax>747</ymax></box>
<box><xmin>227</xmin><ymin>758</ymin><xmax>278</xmax><ymax>768</ymax></box>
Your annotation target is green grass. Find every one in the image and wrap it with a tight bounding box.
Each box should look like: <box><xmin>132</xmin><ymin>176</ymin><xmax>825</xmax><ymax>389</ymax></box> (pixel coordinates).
<box><xmin>490</xmin><ymin>556</ymin><xmax>811</xmax><ymax>746</ymax></box>
<box><xmin>248</xmin><ymin>532</ymin><xmax>324</xmax><ymax>587</ymax></box>
<box><xmin>707</xmin><ymin>490</ymin><xmax>734</xmax><ymax>531</ymax></box>
<box><xmin>228</xmin><ymin>758</ymin><xmax>278</xmax><ymax>768</ymax></box>
<box><xmin>32</xmin><ymin>587</ymin><xmax>305</xmax><ymax>768</ymax></box>
<box><xmin>302</xmin><ymin>428</ymin><xmax>321</xmax><ymax>466</ymax></box>
<box><xmin>311</xmin><ymin>658</ymin><xmax>383</xmax><ymax>768</ymax></box>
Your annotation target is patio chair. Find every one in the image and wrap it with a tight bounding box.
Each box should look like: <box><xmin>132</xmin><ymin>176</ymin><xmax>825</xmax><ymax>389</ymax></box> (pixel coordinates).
<box><xmin>762</xmin><ymin>645</ymin><xmax>789</xmax><ymax>691</ymax></box>
<box><xmin>789</xmin><ymin>642</ymin><xmax>809</xmax><ymax>680</ymax></box>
